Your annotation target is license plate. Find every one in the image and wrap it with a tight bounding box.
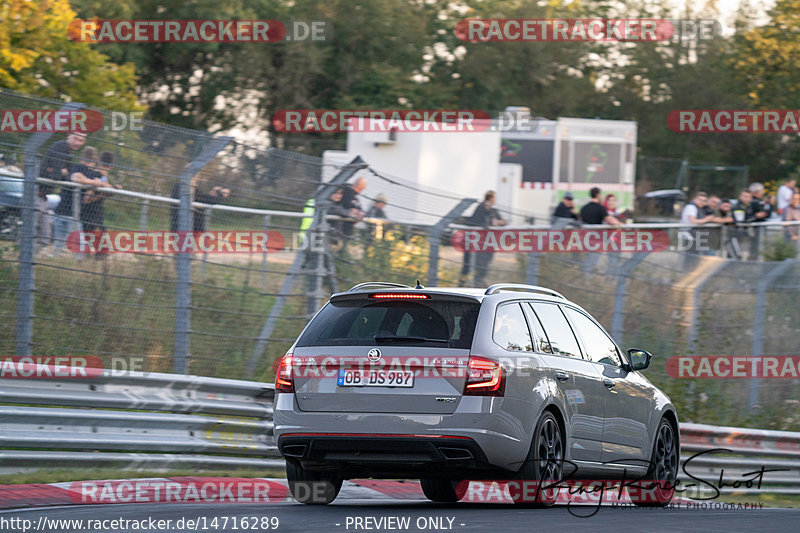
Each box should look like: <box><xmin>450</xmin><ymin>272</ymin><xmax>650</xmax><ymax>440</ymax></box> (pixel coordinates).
<box><xmin>337</xmin><ymin>369</ymin><xmax>415</xmax><ymax>387</ymax></box>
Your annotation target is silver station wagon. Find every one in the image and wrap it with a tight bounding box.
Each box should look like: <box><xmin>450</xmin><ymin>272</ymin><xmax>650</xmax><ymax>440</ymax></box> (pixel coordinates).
<box><xmin>274</xmin><ymin>282</ymin><xmax>679</xmax><ymax>506</ymax></box>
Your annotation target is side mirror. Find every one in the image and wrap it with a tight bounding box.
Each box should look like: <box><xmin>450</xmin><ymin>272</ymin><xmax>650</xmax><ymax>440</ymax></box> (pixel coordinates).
<box><xmin>626</xmin><ymin>349</ymin><xmax>652</xmax><ymax>371</ymax></box>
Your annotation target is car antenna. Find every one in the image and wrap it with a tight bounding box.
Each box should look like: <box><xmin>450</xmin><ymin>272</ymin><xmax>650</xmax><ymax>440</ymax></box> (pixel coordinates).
<box><xmin>415</xmin><ymin>280</ymin><xmax>424</xmax><ymax>289</ymax></box>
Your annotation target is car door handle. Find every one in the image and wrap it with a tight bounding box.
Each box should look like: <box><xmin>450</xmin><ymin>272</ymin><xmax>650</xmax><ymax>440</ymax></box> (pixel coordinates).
<box><xmin>555</xmin><ymin>371</ymin><xmax>569</xmax><ymax>382</ymax></box>
<box><xmin>603</xmin><ymin>378</ymin><xmax>616</xmax><ymax>389</ymax></box>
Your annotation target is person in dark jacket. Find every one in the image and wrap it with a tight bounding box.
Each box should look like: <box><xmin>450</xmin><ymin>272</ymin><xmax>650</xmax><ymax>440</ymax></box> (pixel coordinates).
<box><xmin>459</xmin><ymin>190</ymin><xmax>506</xmax><ymax>286</ymax></box>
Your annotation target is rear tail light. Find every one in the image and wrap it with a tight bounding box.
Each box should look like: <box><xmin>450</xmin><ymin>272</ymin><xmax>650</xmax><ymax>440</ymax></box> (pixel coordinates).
<box><xmin>275</xmin><ymin>352</ymin><xmax>294</xmax><ymax>393</ymax></box>
<box><xmin>463</xmin><ymin>356</ymin><xmax>504</xmax><ymax>396</ymax></box>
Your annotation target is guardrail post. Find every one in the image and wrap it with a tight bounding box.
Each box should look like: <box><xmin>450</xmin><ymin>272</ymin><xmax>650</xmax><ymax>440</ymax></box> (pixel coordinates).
<box><xmin>749</xmin><ymin>258</ymin><xmax>795</xmax><ymax>412</ymax></box>
<box><xmin>611</xmin><ymin>252</ymin><xmax>649</xmax><ymax>342</ymax></box>
<box><xmin>173</xmin><ymin>136</ymin><xmax>232</xmax><ymax>374</ymax></box>
<box><xmin>427</xmin><ymin>198</ymin><xmax>476</xmax><ymax>286</ymax></box>
<box><xmin>15</xmin><ymin>102</ymin><xmax>84</xmax><ymax>356</ymax></box>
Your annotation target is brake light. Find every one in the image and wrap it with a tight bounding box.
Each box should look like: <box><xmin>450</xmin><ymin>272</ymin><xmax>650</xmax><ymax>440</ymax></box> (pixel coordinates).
<box><xmin>275</xmin><ymin>352</ymin><xmax>294</xmax><ymax>393</ymax></box>
<box><xmin>370</xmin><ymin>293</ymin><xmax>429</xmax><ymax>299</ymax></box>
<box><xmin>463</xmin><ymin>356</ymin><xmax>504</xmax><ymax>396</ymax></box>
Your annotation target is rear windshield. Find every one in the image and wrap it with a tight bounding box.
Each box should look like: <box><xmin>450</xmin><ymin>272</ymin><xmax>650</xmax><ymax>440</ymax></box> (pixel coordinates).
<box><xmin>296</xmin><ymin>299</ymin><xmax>480</xmax><ymax>349</ymax></box>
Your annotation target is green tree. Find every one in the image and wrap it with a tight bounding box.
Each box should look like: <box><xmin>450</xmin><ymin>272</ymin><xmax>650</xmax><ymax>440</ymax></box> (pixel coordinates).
<box><xmin>0</xmin><ymin>0</ymin><xmax>140</xmax><ymax>110</ymax></box>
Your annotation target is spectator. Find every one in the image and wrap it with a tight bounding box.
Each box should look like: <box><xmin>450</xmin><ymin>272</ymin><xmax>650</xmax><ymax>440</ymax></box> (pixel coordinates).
<box><xmin>366</xmin><ymin>193</ymin><xmax>388</xmax><ymax>219</ymax></box>
<box><xmin>39</xmin><ymin>132</ymin><xmax>87</xmax><ymax>249</ymax></box>
<box><xmin>777</xmin><ymin>178</ymin><xmax>796</xmax><ymax>214</ymax></box>
<box><xmin>748</xmin><ymin>182</ymin><xmax>769</xmax><ymax>221</ymax></box>
<box><xmin>80</xmin><ymin>151</ymin><xmax>119</xmax><ymax>234</ymax></box>
<box><xmin>732</xmin><ymin>189</ymin><xmax>758</xmax><ymax>223</ymax></box>
<box><xmin>365</xmin><ymin>193</ymin><xmax>389</xmax><ymax>241</ymax></box>
<box><xmin>702</xmin><ymin>195</ymin><xmax>721</xmax><ymax>217</ymax></box>
<box><xmin>3</xmin><ymin>154</ymin><xmax>21</xmax><ymax>173</ymax></box>
<box><xmin>679</xmin><ymin>192</ymin><xmax>714</xmax><ymax>254</ymax></box>
<box><xmin>459</xmin><ymin>190</ymin><xmax>506</xmax><ymax>286</ymax></box>
<box><xmin>170</xmin><ymin>181</ymin><xmax>230</xmax><ymax>232</ymax></box>
<box><xmin>332</xmin><ymin>177</ymin><xmax>367</xmax><ymax>239</ymax></box>
<box><xmin>552</xmin><ymin>192</ymin><xmax>578</xmax><ymax>227</ymax></box>
<box><xmin>54</xmin><ymin>147</ymin><xmax>100</xmax><ymax>251</ymax></box>
<box><xmin>193</xmin><ymin>185</ymin><xmax>230</xmax><ymax>232</ymax></box>
<box><xmin>762</xmin><ymin>194</ymin><xmax>776</xmax><ymax>219</ymax></box>
<box><xmin>782</xmin><ymin>192</ymin><xmax>800</xmax><ymax>243</ymax></box>
<box><xmin>580</xmin><ymin>187</ymin><xmax>621</xmax><ymax>226</ymax></box>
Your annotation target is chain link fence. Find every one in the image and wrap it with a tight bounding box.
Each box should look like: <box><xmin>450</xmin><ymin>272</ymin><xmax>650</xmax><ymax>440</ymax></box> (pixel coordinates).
<box><xmin>2</xmin><ymin>89</ymin><xmax>798</xmax><ymax>431</ymax></box>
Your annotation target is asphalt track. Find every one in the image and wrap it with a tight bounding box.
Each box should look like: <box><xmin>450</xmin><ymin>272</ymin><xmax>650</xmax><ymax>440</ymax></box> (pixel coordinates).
<box><xmin>2</xmin><ymin>499</ymin><xmax>799</xmax><ymax>533</ymax></box>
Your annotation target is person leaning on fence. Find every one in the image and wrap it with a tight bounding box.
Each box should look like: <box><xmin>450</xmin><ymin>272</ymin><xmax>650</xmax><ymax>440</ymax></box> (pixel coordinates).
<box><xmin>80</xmin><ymin>151</ymin><xmax>120</xmax><ymax>236</ymax></box>
<box><xmin>364</xmin><ymin>193</ymin><xmax>389</xmax><ymax>241</ymax></box>
<box><xmin>679</xmin><ymin>191</ymin><xmax>714</xmax><ymax>253</ymax></box>
<box><xmin>551</xmin><ymin>192</ymin><xmax>579</xmax><ymax>229</ymax></box>
<box><xmin>193</xmin><ymin>185</ymin><xmax>230</xmax><ymax>232</ymax></box>
<box><xmin>777</xmin><ymin>177</ymin><xmax>797</xmax><ymax>215</ymax></box>
<box><xmin>459</xmin><ymin>190</ymin><xmax>506</xmax><ymax>287</ymax></box>
<box><xmin>54</xmin><ymin>146</ymin><xmax>99</xmax><ymax>251</ymax></box>
<box><xmin>579</xmin><ymin>187</ymin><xmax>622</xmax><ymax>226</ymax></box>
<box><xmin>39</xmin><ymin>131</ymin><xmax>87</xmax><ymax>251</ymax></box>
<box><xmin>782</xmin><ymin>192</ymin><xmax>800</xmax><ymax>243</ymax></box>
<box><xmin>169</xmin><ymin>181</ymin><xmax>229</xmax><ymax>232</ymax></box>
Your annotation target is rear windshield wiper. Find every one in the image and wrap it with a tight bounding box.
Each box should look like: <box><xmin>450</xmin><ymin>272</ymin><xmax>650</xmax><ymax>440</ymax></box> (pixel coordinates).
<box><xmin>374</xmin><ymin>335</ymin><xmax>449</xmax><ymax>344</ymax></box>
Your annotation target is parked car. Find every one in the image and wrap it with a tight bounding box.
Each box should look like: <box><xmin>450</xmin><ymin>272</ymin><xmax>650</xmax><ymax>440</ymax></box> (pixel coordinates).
<box><xmin>273</xmin><ymin>282</ymin><xmax>679</xmax><ymax>506</ymax></box>
<box><xmin>0</xmin><ymin>169</ymin><xmax>61</xmax><ymax>241</ymax></box>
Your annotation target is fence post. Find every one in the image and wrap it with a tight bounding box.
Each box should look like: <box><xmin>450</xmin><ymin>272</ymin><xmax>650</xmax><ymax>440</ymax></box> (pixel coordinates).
<box><xmin>525</xmin><ymin>252</ymin><xmax>540</xmax><ymax>285</ymax></box>
<box><xmin>749</xmin><ymin>258</ymin><xmax>795</xmax><ymax>412</ymax></box>
<box><xmin>426</xmin><ymin>198</ymin><xmax>476</xmax><ymax>286</ymax></box>
<box><xmin>610</xmin><ymin>252</ymin><xmax>649</xmax><ymax>342</ymax></box>
<box><xmin>685</xmin><ymin>259</ymin><xmax>730</xmax><ymax>354</ymax></box>
<box><xmin>245</xmin><ymin>157</ymin><xmax>367</xmax><ymax>375</ymax></box>
<box><xmin>261</xmin><ymin>214</ymin><xmax>271</xmax><ymax>289</ymax></box>
<box><xmin>200</xmin><ymin>207</ymin><xmax>212</xmax><ymax>277</ymax></box>
<box><xmin>173</xmin><ymin>136</ymin><xmax>231</xmax><ymax>374</ymax></box>
<box><xmin>139</xmin><ymin>199</ymin><xmax>149</xmax><ymax>231</ymax></box>
<box><xmin>15</xmin><ymin>102</ymin><xmax>84</xmax><ymax>356</ymax></box>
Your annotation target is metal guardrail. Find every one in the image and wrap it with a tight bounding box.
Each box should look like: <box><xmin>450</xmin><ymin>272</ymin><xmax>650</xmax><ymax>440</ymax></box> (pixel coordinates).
<box><xmin>1</xmin><ymin>368</ymin><xmax>799</xmax><ymax>495</ymax></box>
<box><xmin>0</xmin><ymin>366</ymin><xmax>281</xmax><ymax>473</ymax></box>
<box><xmin>679</xmin><ymin>423</ymin><xmax>800</xmax><ymax>495</ymax></box>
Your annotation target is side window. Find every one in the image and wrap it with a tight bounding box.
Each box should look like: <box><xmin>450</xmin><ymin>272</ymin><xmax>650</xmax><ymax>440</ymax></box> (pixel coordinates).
<box><xmin>529</xmin><ymin>302</ymin><xmax>582</xmax><ymax>359</ymax></box>
<box><xmin>522</xmin><ymin>303</ymin><xmax>552</xmax><ymax>353</ymax></box>
<box><xmin>493</xmin><ymin>303</ymin><xmax>533</xmax><ymax>351</ymax></box>
<box><xmin>563</xmin><ymin>307</ymin><xmax>622</xmax><ymax>367</ymax></box>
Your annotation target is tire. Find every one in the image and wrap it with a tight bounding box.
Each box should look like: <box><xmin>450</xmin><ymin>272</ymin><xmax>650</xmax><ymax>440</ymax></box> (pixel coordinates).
<box><xmin>514</xmin><ymin>411</ymin><xmax>564</xmax><ymax>507</ymax></box>
<box><xmin>420</xmin><ymin>479</ymin><xmax>461</xmax><ymax>503</ymax></box>
<box><xmin>285</xmin><ymin>461</ymin><xmax>343</xmax><ymax>505</ymax></box>
<box><xmin>631</xmin><ymin>418</ymin><xmax>678</xmax><ymax>507</ymax></box>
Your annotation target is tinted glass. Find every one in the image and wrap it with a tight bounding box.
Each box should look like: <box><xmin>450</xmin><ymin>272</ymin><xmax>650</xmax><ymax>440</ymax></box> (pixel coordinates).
<box><xmin>296</xmin><ymin>299</ymin><xmax>479</xmax><ymax>348</ymax></box>
<box><xmin>563</xmin><ymin>307</ymin><xmax>622</xmax><ymax>366</ymax></box>
<box><xmin>529</xmin><ymin>302</ymin><xmax>582</xmax><ymax>358</ymax></box>
<box><xmin>522</xmin><ymin>303</ymin><xmax>552</xmax><ymax>353</ymax></box>
<box><xmin>493</xmin><ymin>303</ymin><xmax>532</xmax><ymax>351</ymax></box>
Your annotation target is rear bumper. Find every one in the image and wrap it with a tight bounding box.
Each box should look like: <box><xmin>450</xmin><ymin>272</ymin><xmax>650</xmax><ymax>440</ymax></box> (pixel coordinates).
<box><xmin>278</xmin><ymin>433</ymin><xmax>496</xmax><ymax>479</ymax></box>
<box><xmin>273</xmin><ymin>392</ymin><xmax>532</xmax><ymax>474</ymax></box>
